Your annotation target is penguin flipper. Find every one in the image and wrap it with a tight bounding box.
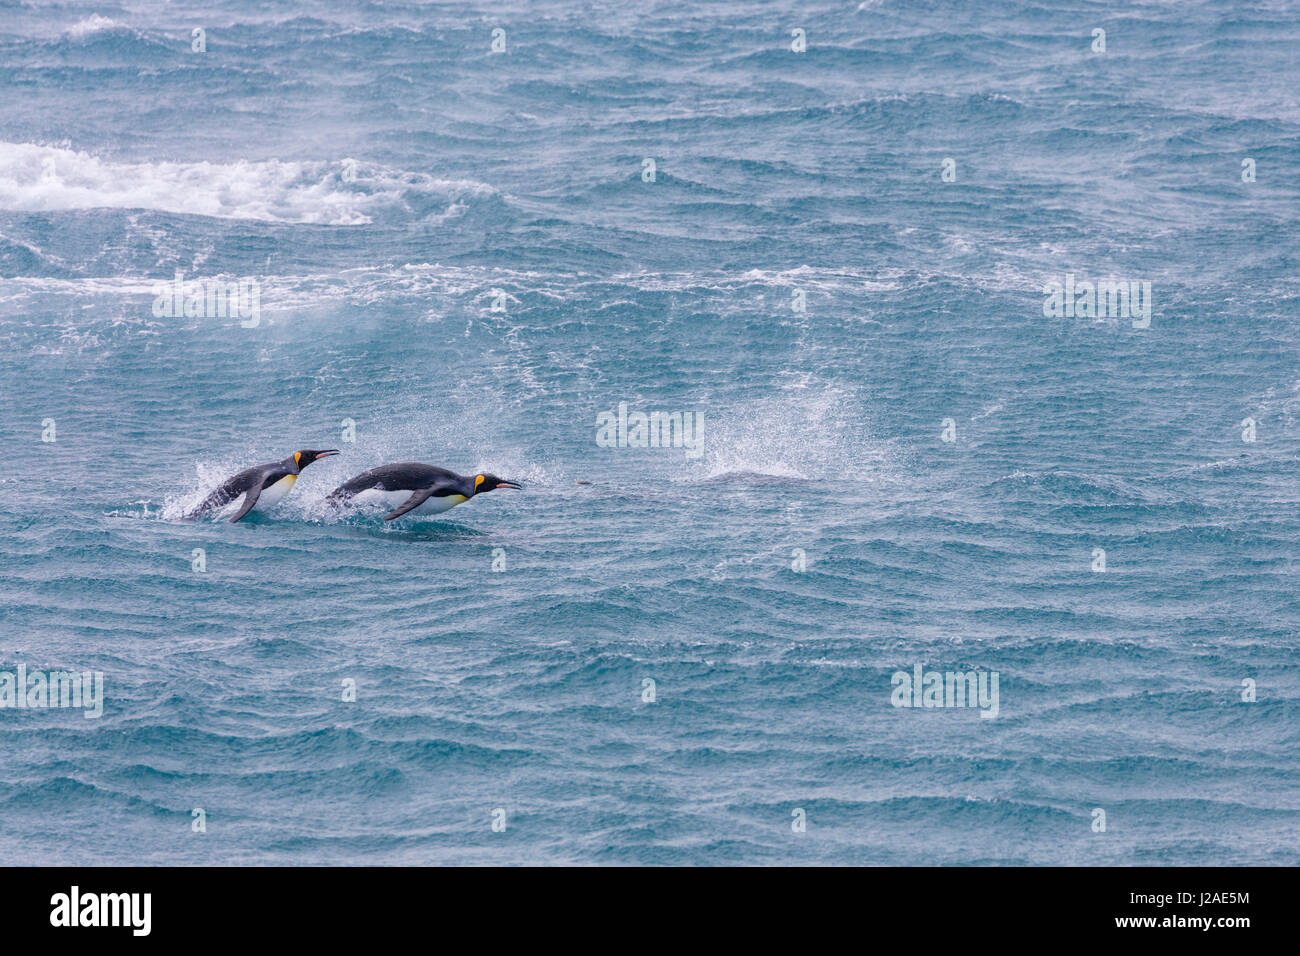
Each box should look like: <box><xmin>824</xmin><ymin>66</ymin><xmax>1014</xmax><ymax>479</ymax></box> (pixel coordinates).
<box><xmin>383</xmin><ymin>488</ymin><xmax>436</xmax><ymax>521</ymax></box>
<box><xmin>228</xmin><ymin>482</ymin><xmax>263</xmax><ymax>523</ymax></box>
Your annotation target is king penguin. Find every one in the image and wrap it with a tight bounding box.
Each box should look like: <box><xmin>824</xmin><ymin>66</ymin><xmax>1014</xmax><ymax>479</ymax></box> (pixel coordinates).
<box><xmin>186</xmin><ymin>449</ymin><xmax>340</xmax><ymax>522</ymax></box>
<box><xmin>326</xmin><ymin>463</ymin><xmax>522</xmax><ymax>520</ymax></box>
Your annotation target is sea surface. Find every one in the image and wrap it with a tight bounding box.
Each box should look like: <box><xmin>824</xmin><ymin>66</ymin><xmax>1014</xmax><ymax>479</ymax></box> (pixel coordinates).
<box><xmin>1</xmin><ymin>0</ymin><xmax>1298</xmax><ymax>865</ymax></box>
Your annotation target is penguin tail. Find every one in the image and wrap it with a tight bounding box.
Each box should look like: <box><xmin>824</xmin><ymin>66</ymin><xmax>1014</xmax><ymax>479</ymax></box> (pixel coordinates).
<box><xmin>185</xmin><ymin>489</ymin><xmax>230</xmax><ymax>520</ymax></box>
<box><xmin>324</xmin><ymin>488</ymin><xmax>354</xmax><ymax>509</ymax></box>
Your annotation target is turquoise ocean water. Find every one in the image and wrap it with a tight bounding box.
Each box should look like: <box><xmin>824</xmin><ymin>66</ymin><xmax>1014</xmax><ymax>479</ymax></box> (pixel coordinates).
<box><xmin>1</xmin><ymin>0</ymin><xmax>1298</xmax><ymax>864</ymax></box>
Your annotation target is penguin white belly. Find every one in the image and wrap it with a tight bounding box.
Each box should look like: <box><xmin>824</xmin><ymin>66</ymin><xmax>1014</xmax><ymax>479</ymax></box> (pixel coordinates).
<box><xmin>256</xmin><ymin>474</ymin><xmax>297</xmax><ymax>509</ymax></box>
<box><xmin>416</xmin><ymin>493</ymin><xmax>468</xmax><ymax>514</ymax></box>
<box><xmin>356</xmin><ymin>488</ymin><xmax>467</xmax><ymax>515</ymax></box>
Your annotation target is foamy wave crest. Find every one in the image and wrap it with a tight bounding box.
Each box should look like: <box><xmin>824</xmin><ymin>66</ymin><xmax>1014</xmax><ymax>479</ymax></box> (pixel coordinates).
<box><xmin>65</xmin><ymin>15</ymin><xmax>118</xmax><ymax>38</ymax></box>
<box><xmin>0</xmin><ymin>142</ymin><xmax>496</xmax><ymax>224</ymax></box>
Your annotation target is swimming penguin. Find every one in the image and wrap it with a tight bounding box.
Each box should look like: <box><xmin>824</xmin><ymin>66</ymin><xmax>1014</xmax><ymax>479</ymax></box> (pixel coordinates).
<box><xmin>185</xmin><ymin>449</ymin><xmax>340</xmax><ymax>522</ymax></box>
<box><xmin>326</xmin><ymin>463</ymin><xmax>522</xmax><ymax>520</ymax></box>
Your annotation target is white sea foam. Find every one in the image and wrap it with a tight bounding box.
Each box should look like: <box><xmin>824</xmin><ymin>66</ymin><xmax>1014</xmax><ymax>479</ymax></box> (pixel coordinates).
<box><xmin>65</xmin><ymin>15</ymin><xmax>118</xmax><ymax>38</ymax></box>
<box><xmin>0</xmin><ymin>142</ymin><xmax>495</xmax><ymax>224</ymax></box>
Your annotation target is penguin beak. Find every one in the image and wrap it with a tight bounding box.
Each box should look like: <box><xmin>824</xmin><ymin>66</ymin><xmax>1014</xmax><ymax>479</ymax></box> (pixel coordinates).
<box><xmin>316</xmin><ymin>450</ymin><xmax>340</xmax><ymax>459</ymax></box>
<box><xmin>496</xmin><ymin>479</ymin><xmax>522</xmax><ymax>490</ymax></box>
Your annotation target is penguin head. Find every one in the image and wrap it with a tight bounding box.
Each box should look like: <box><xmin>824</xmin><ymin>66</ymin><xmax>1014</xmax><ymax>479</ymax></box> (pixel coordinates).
<box><xmin>472</xmin><ymin>473</ymin><xmax>522</xmax><ymax>495</ymax></box>
<box><xmin>292</xmin><ymin>449</ymin><xmax>340</xmax><ymax>472</ymax></box>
